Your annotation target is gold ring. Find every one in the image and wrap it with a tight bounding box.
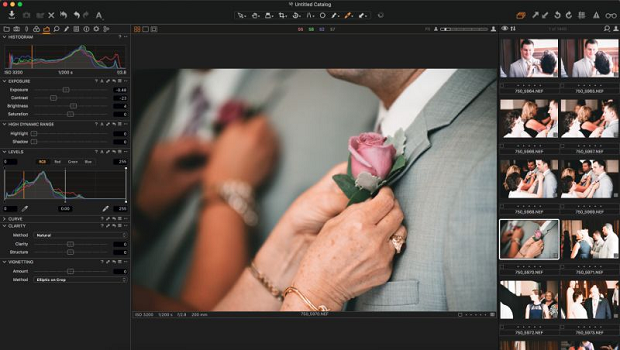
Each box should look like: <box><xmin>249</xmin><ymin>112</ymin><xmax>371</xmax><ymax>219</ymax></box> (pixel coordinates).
<box><xmin>390</xmin><ymin>234</ymin><xmax>405</xmax><ymax>254</ymax></box>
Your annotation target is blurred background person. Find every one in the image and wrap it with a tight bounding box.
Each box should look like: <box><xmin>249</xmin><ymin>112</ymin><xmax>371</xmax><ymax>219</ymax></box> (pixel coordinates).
<box><xmin>543</xmin><ymin>291</ymin><xmax>558</xmax><ymax>319</ymax></box>
<box><xmin>132</xmin><ymin>69</ymin><xmax>378</xmax><ymax>305</ymax></box>
<box><xmin>521</xmin><ymin>101</ymin><xmax>546</xmax><ymax>138</ymax></box>
<box><xmin>528</xmin><ymin>50</ymin><xmax>557</xmax><ymax>77</ymax></box>
<box><xmin>561</xmin><ymin>111</ymin><xmax>585</xmax><ymax>138</ymax></box>
<box><xmin>593</xmin><ymin>223</ymin><xmax>619</xmax><ymax>259</ymax></box>
<box><xmin>509</xmin><ymin>39</ymin><xmax>540</xmax><ymax>77</ymax></box>
<box><xmin>568</xmin><ymin>290</ymin><xmax>587</xmax><ymax>319</ymax></box>
<box><xmin>572</xmin><ymin>39</ymin><xmax>601</xmax><ymax>77</ymax></box>
<box><xmin>585</xmin><ymin>285</ymin><xmax>612</xmax><ymax>319</ymax></box>
<box><xmin>570</xmin><ymin>229</ymin><xmax>592</xmax><ymax>259</ymax></box>
<box><xmin>503</xmin><ymin>110</ymin><xmax>530</xmax><ymax>138</ymax></box>
<box><xmin>525</xmin><ymin>289</ymin><xmax>550</xmax><ymax>319</ymax></box>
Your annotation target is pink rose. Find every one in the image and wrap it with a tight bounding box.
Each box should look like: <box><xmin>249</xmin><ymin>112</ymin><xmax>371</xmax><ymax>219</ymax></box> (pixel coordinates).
<box><xmin>348</xmin><ymin>132</ymin><xmax>396</xmax><ymax>180</ymax></box>
<box><xmin>217</xmin><ymin>100</ymin><xmax>248</xmax><ymax>126</ymax></box>
<box><xmin>533</xmin><ymin>229</ymin><xmax>543</xmax><ymax>241</ymax></box>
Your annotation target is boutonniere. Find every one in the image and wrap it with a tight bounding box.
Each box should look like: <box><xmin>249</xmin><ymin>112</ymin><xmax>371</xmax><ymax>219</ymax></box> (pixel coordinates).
<box><xmin>333</xmin><ymin>128</ymin><xmax>407</xmax><ymax>206</ymax></box>
<box><xmin>213</xmin><ymin>100</ymin><xmax>262</xmax><ymax>134</ymax></box>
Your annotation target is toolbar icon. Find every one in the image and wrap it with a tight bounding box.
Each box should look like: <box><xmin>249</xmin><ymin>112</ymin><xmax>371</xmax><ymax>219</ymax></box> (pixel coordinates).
<box><xmin>73</xmin><ymin>11</ymin><xmax>80</xmax><ymax>19</ymax></box>
<box><xmin>565</xmin><ymin>11</ymin><xmax>572</xmax><ymax>19</ymax></box>
<box><xmin>60</xmin><ymin>11</ymin><xmax>67</xmax><ymax>19</ymax></box>
<box><xmin>554</xmin><ymin>11</ymin><xmax>561</xmax><ymax>19</ymax></box>
<box><xmin>593</xmin><ymin>12</ymin><xmax>600</xmax><ymax>19</ymax></box>
<box><xmin>532</xmin><ymin>11</ymin><xmax>539</xmax><ymax>19</ymax></box>
<box><xmin>541</xmin><ymin>11</ymin><xmax>549</xmax><ymax>19</ymax></box>
<box><xmin>516</xmin><ymin>12</ymin><xmax>526</xmax><ymax>20</ymax></box>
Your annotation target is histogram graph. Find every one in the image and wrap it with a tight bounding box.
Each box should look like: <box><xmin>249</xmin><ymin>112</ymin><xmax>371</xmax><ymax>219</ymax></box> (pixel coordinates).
<box><xmin>3</xmin><ymin>170</ymin><xmax>126</xmax><ymax>201</ymax></box>
<box><xmin>5</xmin><ymin>45</ymin><xmax>125</xmax><ymax>69</ymax></box>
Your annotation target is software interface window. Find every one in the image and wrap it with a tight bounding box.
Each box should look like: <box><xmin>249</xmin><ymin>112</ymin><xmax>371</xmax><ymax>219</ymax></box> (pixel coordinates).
<box><xmin>1</xmin><ymin>1</ymin><xmax>619</xmax><ymax>349</ymax></box>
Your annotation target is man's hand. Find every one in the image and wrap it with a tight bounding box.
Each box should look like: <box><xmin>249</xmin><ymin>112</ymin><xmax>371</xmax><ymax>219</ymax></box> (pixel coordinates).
<box><xmin>137</xmin><ymin>137</ymin><xmax>212</xmax><ymax>220</ymax></box>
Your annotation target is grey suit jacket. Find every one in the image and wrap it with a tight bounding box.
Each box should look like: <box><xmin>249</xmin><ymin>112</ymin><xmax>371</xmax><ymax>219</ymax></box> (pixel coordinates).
<box><xmin>593</xmin><ymin>173</ymin><xmax>613</xmax><ymax>198</ymax></box>
<box><xmin>529</xmin><ymin>220</ymin><xmax>558</xmax><ymax>259</ymax></box>
<box><xmin>543</xmin><ymin>170</ymin><xmax>558</xmax><ymax>198</ymax></box>
<box><xmin>602</xmin><ymin>120</ymin><xmax>618</xmax><ymax>138</ymax></box>
<box><xmin>132</xmin><ymin>69</ymin><xmax>379</xmax><ymax>295</ymax></box>
<box><xmin>354</xmin><ymin>69</ymin><xmax>497</xmax><ymax>312</ymax></box>
<box><xmin>509</xmin><ymin>59</ymin><xmax>539</xmax><ymax>78</ymax></box>
<box><xmin>572</xmin><ymin>58</ymin><xmax>591</xmax><ymax>78</ymax></box>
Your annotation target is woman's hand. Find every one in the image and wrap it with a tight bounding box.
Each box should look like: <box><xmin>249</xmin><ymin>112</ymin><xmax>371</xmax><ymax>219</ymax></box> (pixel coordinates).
<box><xmin>251</xmin><ymin>163</ymin><xmax>349</xmax><ymax>294</ymax></box>
<box><xmin>204</xmin><ymin>116</ymin><xmax>278</xmax><ymax>189</ymax></box>
<box><xmin>137</xmin><ymin>137</ymin><xmax>212</xmax><ymax>220</ymax></box>
<box><xmin>519</xmin><ymin>236</ymin><xmax>544</xmax><ymax>258</ymax></box>
<box><xmin>283</xmin><ymin>187</ymin><xmax>406</xmax><ymax>311</ymax></box>
<box><xmin>280</xmin><ymin>162</ymin><xmax>349</xmax><ymax>235</ymax></box>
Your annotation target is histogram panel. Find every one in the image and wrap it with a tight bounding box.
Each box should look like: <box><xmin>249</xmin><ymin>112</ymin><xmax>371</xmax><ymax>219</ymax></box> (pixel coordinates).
<box><xmin>4</xmin><ymin>171</ymin><xmax>126</xmax><ymax>200</ymax></box>
<box><xmin>5</xmin><ymin>45</ymin><xmax>125</xmax><ymax>69</ymax></box>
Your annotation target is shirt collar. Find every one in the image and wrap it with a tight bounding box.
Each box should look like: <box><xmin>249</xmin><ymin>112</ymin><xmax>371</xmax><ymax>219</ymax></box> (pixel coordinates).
<box><xmin>539</xmin><ymin>220</ymin><xmax>555</xmax><ymax>233</ymax></box>
<box><xmin>376</xmin><ymin>69</ymin><xmax>457</xmax><ymax>137</ymax></box>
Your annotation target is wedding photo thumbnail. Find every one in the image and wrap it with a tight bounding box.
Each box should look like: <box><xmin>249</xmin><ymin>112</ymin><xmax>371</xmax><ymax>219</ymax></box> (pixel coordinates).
<box><xmin>560</xmin><ymin>99</ymin><xmax>618</xmax><ymax>139</ymax></box>
<box><xmin>561</xmin><ymin>220</ymin><xmax>619</xmax><ymax>260</ymax></box>
<box><xmin>559</xmin><ymin>159</ymin><xmax>618</xmax><ymax>199</ymax></box>
<box><xmin>560</xmin><ymin>340</ymin><xmax>619</xmax><ymax>350</ymax></box>
<box><xmin>499</xmin><ymin>219</ymin><xmax>560</xmax><ymax>260</ymax></box>
<box><xmin>499</xmin><ymin>280</ymin><xmax>559</xmax><ymax>320</ymax></box>
<box><xmin>500</xmin><ymin>38</ymin><xmax>559</xmax><ymax>78</ymax></box>
<box><xmin>560</xmin><ymin>38</ymin><xmax>619</xmax><ymax>78</ymax></box>
<box><xmin>560</xmin><ymin>280</ymin><xmax>619</xmax><ymax>320</ymax></box>
<box><xmin>500</xmin><ymin>99</ymin><xmax>559</xmax><ymax>138</ymax></box>
<box><xmin>500</xmin><ymin>341</ymin><xmax>559</xmax><ymax>350</ymax></box>
<box><xmin>500</xmin><ymin>159</ymin><xmax>559</xmax><ymax>199</ymax></box>
<box><xmin>131</xmin><ymin>68</ymin><xmax>497</xmax><ymax>313</ymax></box>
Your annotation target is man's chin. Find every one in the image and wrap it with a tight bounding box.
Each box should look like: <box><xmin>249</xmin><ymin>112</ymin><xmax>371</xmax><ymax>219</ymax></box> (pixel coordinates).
<box><xmin>326</xmin><ymin>69</ymin><xmax>369</xmax><ymax>84</ymax></box>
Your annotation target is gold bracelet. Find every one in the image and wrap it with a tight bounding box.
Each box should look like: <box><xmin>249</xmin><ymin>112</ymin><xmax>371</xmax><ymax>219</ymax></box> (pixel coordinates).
<box><xmin>283</xmin><ymin>286</ymin><xmax>331</xmax><ymax>311</ymax></box>
<box><xmin>249</xmin><ymin>262</ymin><xmax>284</xmax><ymax>301</ymax></box>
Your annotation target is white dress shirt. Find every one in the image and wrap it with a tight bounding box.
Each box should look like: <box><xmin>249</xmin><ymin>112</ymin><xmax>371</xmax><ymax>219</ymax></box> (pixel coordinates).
<box><xmin>166</xmin><ymin>69</ymin><xmax>246</xmax><ymax>140</ymax></box>
<box><xmin>375</xmin><ymin>69</ymin><xmax>457</xmax><ymax>137</ymax></box>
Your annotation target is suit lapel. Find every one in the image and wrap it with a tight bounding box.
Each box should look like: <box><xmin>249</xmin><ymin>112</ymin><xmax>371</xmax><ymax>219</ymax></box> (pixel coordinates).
<box><xmin>390</xmin><ymin>69</ymin><xmax>496</xmax><ymax>184</ymax></box>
